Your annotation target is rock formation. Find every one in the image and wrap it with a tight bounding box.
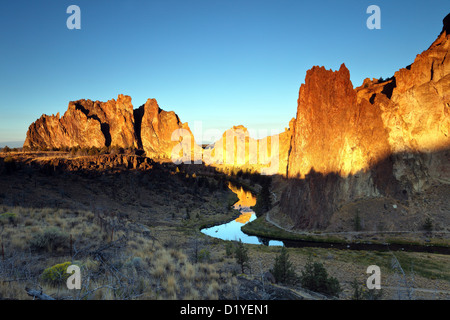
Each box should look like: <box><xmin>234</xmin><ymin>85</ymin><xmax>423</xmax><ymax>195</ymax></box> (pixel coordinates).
<box><xmin>24</xmin><ymin>94</ymin><xmax>136</xmax><ymax>150</ymax></box>
<box><xmin>205</xmin><ymin>124</ymin><xmax>293</xmax><ymax>175</ymax></box>
<box><xmin>287</xmin><ymin>63</ymin><xmax>391</xmax><ymax>179</ymax></box>
<box><xmin>134</xmin><ymin>98</ymin><xmax>199</xmax><ymax>160</ymax></box>
<box><xmin>276</xmin><ymin>15</ymin><xmax>450</xmax><ymax>230</ymax></box>
<box><xmin>23</xmin><ymin>107</ymin><xmax>105</xmax><ymax>150</ymax></box>
<box><xmin>23</xmin><ymin>14</ymin><xmax>450</xmax><ymax>232</ymax></box>
<box><xmin>24</xmin><ymin>94</ymin><xmax>198</xmax><ymax>161</ymax></box>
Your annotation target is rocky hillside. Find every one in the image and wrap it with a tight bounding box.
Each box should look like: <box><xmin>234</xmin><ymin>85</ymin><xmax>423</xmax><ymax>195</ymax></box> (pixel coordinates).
<box><xmin>275</xmin><ymin>14</ymin><xmax>450</xmax><ymax>230</ymax></box>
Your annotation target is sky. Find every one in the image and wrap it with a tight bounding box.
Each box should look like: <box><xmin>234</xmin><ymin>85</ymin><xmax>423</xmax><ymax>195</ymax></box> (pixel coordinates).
<box><xmin>0</xmin><ymin>0</ymin><xmax>449</xmax><ymax>145</ymax></box>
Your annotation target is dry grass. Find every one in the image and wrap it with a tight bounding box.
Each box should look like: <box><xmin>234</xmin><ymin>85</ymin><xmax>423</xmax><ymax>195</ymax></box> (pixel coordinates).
<box><xmin>0</xmin><ymin>201</ymin><xmax>235</xmax><ymax>300</ymax></box>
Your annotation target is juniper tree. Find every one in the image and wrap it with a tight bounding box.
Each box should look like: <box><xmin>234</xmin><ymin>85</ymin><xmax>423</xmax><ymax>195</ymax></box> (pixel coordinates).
<box><xmin>270</xmin><ymin>247</ymin><xmax>297</xmax><ymax>284</ymax></box>
<box><xmin>299</xmin><ymin>255</ymin><xmax>342</xmax><ymax>297</ymax></box>
<box><xmin>234</xmin><ymin>239</ymin><xmax>249</xmax><ymax>274</ymax></box>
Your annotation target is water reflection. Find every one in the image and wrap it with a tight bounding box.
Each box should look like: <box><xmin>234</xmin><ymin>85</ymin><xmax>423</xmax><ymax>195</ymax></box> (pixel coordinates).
<box><xmin>228</xmin><ymin>183</ymin><xmax>256</xmax><ymax>209</ymax></box>
<box><xmin>201</xmin><ymin>183</ymin><xmax>283</xmax><ymax>246</ymax></box>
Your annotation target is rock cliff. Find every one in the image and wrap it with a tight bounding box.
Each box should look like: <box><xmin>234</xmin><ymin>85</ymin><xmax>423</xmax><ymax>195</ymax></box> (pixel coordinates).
<box><xmin>24</xmin><ymin>95</ymin><xmax>197</xmax><ymax>161</ymax></box>
<box><xmin>206</xmin><ymin>123</ymin><xmax>293</xmax><ymax>175</ymax></box>
<box><xmin>134</xmin><ymin>98</ymin><xmax>198</xmax><ymax>159</ymax></box>
<box><xmin>276</xmin><ymin>15</ymin><xmax>450</xmax><ymax>230</ymax></box>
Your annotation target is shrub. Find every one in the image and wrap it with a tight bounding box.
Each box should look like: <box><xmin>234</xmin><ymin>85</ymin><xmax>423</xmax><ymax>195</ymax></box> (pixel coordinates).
<box><xmin>225</xmin><ymin>242</ymin><xmax>234</xmax><ymax>257</ymax></box>
<box><xmin>299</xmin><ymin>256</ymin><xmax>341</xmax><ymax>297</ymax></box>
<box><xmin>270</xmin><ymin>247</ymin><xmax>298</xmax><ymax>284</ymax></box>
<box><xmin>423</xmin><ymin>217</ymin><xmax>433</xmax><ymax>233</ymax></box>
<box><xmin>198</xmin><ymin>248</ymin><xmax>210</xmax><ymax>262</ymax></box>
<box><xmin>30</xmin><ymin>227</ymin><xmax>69</xmax><ymax>253</ymax></box>
<box><xmin>3</xmin><ymin>156</ymin><xmax>16</xmax><ymax>174</ymax></box>
<box><xmin>0</xmin><ymin>212</ymin><xmax>17</xmax><ymax>225</ymax></box>
<box><xmin>234</xmin><ymin>240</ymin><xmax>249</xmax><ymax>273</ymax></box>
<box><xmin>88</xmin><ymin>147</ymin><xmax>99</xmax><ymax>156</ymax></box>
<box><xmin>76</xmin><ymin>147</ymin><xmax>89</xmax><ymax>157</ymax></box>
<box><xmin>351</xmin><ymin>278</ymin><xmax>383</xmax><ymax>300</ymax></box>
<box><xmin>99</xmin><ymin>146</ymin><xmax>110</xmax><ymax>155</ymax></box>
<box><xmin>1</xmin><ymin>146</ymin><xmax>11</xmax><ymax>153</ymax></box>
<box><xmin>41</xmin><ymin>261</ymin><xmax>73</xmax><ymax>286</ymax></box>
<box><xmin>353</xmin><ymin>210</ymin><xmax>362</xmax><ymax>231</ymax></box>
<box><xmin>351</xmin><ymin>278</ymin><xmax>363</xmax><ymax>300</ymax></box>
<box><xmin>110</xmin><ymin>146</ymin><xmax>125</xmax><ymax>155</ymax></box>
<box><xmin>70</xmin><ymin>146</ymin><xmax>80</xmax><ymax>156</ymax></box>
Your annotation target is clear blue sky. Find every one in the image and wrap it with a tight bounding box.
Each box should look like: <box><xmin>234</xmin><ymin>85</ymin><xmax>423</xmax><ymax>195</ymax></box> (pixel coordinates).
<box><xmin>0</xmin><ymin>0</ymin><xmax>448</xmax><ymax>145</ymax></box>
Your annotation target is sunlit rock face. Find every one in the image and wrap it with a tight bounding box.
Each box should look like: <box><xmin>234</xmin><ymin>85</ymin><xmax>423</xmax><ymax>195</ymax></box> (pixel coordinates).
<box><xmin>206</xmin><ymin>124</ymin><xmax>293</xmax><ymax>176</ymax></box>
<box><xmin>75</xmin><ymin>94</ymin><xmax>137</xmax><ymax>149</ymax></box>
<box><xmin>136</xmin><ymin>98</ymin><xmax>200</xmax><ymax>160</ymax></box>
<box><xmin>24</xmin><ymin>94</ymin><xmax>137</xmax><ymax>149</ymax></box>
<box><xmin>23</xmin><ymin>109</ymin><xmax>105</xmax><ymax>150</ymax></box>
<box><xmin>287</xmin><ymin>63</ymin><xmax>391</xmax><ymax>179</ymax></box>
<box><xmin>380</xmin><ymin>32</ymin><xmax>450</xmax><ymax>153</ymax></box>
<box><xmin>278</xmin><ymin>17</ymin><xmax>450</xmax><ymax>230</ymax></box>
<box><xmin>24</xmin><ymin>95</ymin><xmax>201</xmax><ymax>163</ymax></box>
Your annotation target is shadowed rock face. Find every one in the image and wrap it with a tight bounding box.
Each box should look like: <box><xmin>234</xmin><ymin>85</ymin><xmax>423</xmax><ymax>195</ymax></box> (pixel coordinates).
<box><xmin>278</xmin><ymin>17</ymin><xmax>450</xmax><ymax>230</ymax></box>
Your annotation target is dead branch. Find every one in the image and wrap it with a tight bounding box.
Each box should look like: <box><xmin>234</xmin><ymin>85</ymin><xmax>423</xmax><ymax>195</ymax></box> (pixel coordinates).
<box><xmin>25</xmin><ymin>287</ymin><xmax>55</xmax><ymax>300</ymax></box>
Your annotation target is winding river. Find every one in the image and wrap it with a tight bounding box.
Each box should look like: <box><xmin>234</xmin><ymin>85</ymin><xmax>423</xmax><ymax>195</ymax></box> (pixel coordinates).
<box><xmin>201</xmin><ymin>183</ymin><xmax>283</xmax><ymax>246</ymax></box>
<box><xmin>201</xmin><ymin>183</ymin><xmax>450</xmax><ymax>254</ymax></box>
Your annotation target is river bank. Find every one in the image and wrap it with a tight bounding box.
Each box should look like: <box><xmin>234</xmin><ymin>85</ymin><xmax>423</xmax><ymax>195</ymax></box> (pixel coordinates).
<box><xmin>241</xmin><ymin>213</ymin><xmax>450</xmax><ymax>254</ymax></box>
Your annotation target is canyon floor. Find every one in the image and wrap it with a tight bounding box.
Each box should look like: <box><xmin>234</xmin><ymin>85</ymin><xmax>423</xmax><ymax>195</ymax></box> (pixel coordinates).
<box><xmin>0</xmin><ymin>151</ymin><xmax>449</xmax><ymax>300</ymax></box>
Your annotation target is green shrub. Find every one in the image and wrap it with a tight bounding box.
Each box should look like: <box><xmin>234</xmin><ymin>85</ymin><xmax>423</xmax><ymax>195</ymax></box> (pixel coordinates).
<box><xmin>0</xmin><ymin>212</ymin><xmax>17</xmax><ymax>225</ymax></box>
<box><xmin>225</xmin><ymin>242</ymin><xmax>234</xmax><ymax>257</ymax></box>
<box><xmin>30</xmin><ymin>227</ymin><xmax>69</xmax><ymax>253</ymax></box>
<box><xmin>270</xmin><ymin>247</ymin><xmax>298</xmax><ymax>284</ymax></box>
<box><xmin>351</xmin><ymin>278</ymin><xmax>383</xmax><ymax>300</ymax></box>
<box><xmin>198</xmin><ymin>248</ymin><xmax>211</xmax><ymax>262</ymax></box>
<box><xmin>299</xmin><ymin>256</ymin><xmax>341</xmax><ymax>297</ymax></box>
<box><xmin>234</xmin><ymin>240</ymin><xmax>249</xmax><ymax>273</ymax></box>
<box><xmin>41</xmin><ymin>261</ymin><xmax>73</xmax><ymax>286</ymax></box>
<box><xmin>423</xmin><ymin>217</ymin><xmax>433</xmax><ymax>233</ymax></box>
<box><xmin>350</xmin><ymin>278</ymin><xmax>363</xmax><ymax>300</ymax></box>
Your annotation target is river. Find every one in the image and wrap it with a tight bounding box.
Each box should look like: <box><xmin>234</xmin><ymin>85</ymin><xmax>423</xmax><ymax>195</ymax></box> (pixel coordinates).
<box><xmin>201</xmin><ymin>183</ymin><xmax>284</xmax><ymax>246</ymax></box>
<box><xmin>201</xmin><ymin>183</ymin><xmax>450</xmax><ymax>254</ymax></box>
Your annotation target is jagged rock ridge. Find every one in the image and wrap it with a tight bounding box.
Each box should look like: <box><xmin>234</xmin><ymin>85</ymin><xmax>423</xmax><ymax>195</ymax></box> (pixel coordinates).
<box><xmin>205</xmin><ymin>123</ymin><xmax>293</xmax><ymax>175</ymax></box>
<box><xmin>276</xmin><ymin>14</ymin><xmax>450</xmax><ymax>230</ymax></box>
<box><xmin>24</xmin><ymin>94</ymin><xmax>195</xmax><ymax>160</ymax></box>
